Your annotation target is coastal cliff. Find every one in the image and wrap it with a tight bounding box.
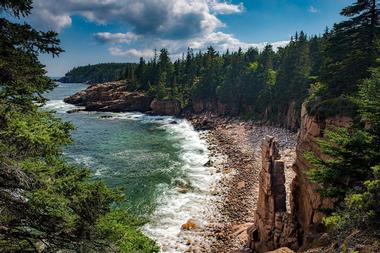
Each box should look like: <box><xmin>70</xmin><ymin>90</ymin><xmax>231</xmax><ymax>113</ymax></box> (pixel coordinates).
<box><xmin>291</xmin><ymin>105</ymin><xmax>353</xmax><ymax>250</ymax></box>
<box><xmin>248</xmin><ymin>136</ymin><xmax>298</xmax><ymax>252</ymax></box>
<box><xmin>247</xmin><ymin>104</ymin><xmax>354</xmax><ymax>252</ymax></box>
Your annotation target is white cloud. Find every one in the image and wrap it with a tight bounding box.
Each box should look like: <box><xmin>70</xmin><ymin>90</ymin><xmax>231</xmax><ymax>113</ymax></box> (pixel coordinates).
<box><xmin>29</xmin><ymin>8</ymin><xmax>72</xmax><ymax>31</ymax></box>
<box><xmin>30</xmin><ymin>0</ymin><xmax>287</xmax><ymax>62</ymax></box>
<box><xmin>109</xmin><ymin>32</ymin><xmax>289</xmax><ymax>60</ymax></box>
<box><xmin>188</xmin><ymin>32</ymin><xmax>289</xmax><ymax>52</ymax></box>
<box><xmin>29</xmin><ymin>0</ymin><xmax>237</xmax><ymax>37</ymax></box>
<box><xmin>94</xmin><ymin>32</ymin><xmax>140</xmax><ymax>44</ymax></box>
<box><xmin>208</xmin><ymin>0</ymin><xmax>244</xmax><ymax>14</ymax></box>
<box><xmin>309</xmin><ymin>5</ymin><xmax>318</xmax><ymax>13</ymax></box>
<box><xmin>109</xmin><ymin>47</ymin><xmax>155</xmax><ymax>58</ymax></box>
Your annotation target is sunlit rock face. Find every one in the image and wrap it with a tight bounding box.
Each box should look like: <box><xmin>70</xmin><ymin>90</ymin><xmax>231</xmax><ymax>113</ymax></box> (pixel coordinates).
<box><xmin>249</xmin><ymin>136</ymin><xmax>298</xmax><ymax>253</ymax></box>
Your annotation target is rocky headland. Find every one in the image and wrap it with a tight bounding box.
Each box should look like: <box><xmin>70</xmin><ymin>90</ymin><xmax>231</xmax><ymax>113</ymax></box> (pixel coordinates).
<box><xmin>64</xmin><ymin>81</ymin><xmax>181</xmax><ymax>116</ymax></box>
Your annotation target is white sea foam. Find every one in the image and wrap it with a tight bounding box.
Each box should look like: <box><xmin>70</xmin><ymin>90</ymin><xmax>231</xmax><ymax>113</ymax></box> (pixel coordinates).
<box><xmin>141</xmin><ymin>118</ymin><xmax>219</xmax><ymax>253</ymax></box>
<box><xmin>96</xmin><ymin>112</ymin><xmax>219</xmax><ymax>252</ymax></box>
<box><xmin>43</xmin><ymin>100</ymin><xmax>83</xmax><ymax>113</ymax></box>
<box><xmin>65</xmin><ymin>153</ymin><xmax>110</xmax><ymax>177</ymax></box>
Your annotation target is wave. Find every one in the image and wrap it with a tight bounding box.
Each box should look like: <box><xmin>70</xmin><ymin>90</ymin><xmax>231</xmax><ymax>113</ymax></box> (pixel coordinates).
<box><xmin>43</xmin><ymin>100</ymin><xmax>83</xmax><ymax>113</ymax></box>
<box><xmin>47</xmin><ymin>97</ymin><xmax>218</xmax><ymax>252</ymax></box>
<box><xmin>142</xmin><ymin>119</ymin><xmax>219</xmax><ymax>253</ymax></box>
<box><xmin>91</xmin><ymin>112</ymin><xmax>219</xmax><ymax>252</ymax></box>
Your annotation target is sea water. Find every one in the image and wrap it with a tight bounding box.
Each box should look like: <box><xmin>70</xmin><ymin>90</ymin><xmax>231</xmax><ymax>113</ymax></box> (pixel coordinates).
<box><xmin>44</xmin><ymin>83</ymin><xmax>219</xmax><ymax>252</ymax></box>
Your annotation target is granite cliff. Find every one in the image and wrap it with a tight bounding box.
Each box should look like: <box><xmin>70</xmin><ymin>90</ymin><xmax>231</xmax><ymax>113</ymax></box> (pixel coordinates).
<box><xmin>248</xmin><ymin>104</ymin><xmax>354</xmax><ymax>252</ymax></box>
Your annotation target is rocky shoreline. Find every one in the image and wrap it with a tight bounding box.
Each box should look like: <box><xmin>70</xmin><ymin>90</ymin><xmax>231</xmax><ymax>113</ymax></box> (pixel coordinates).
<box><xmin>61</xmin><ymin>82</ymin><xmax>379</xmax><ymax>253</ymax></box>
<box><xmin>62</xmin><ymin>82</ymin><xmax>299</xmax><ymax>252</ymax></box>
<box><xmin>185</xmin><ymin>116</ymin><xmax>297</xmax><ymax>253</ymax></box>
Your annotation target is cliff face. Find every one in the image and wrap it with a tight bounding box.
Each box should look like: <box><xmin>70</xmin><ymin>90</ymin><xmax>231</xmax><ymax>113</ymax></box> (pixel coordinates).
<box><xmin>292</xmin><ymin>105</ymin><xmax>353</xmax><ymax>248</ymax></box>
<box><xmin>248</xmin><ymin>136</ymin><xmax>298</xmax><ymax>253</ymax></box>
<box><xmin>249</xmin><ymin>104</ymin><xmax>353</xmax><ymax>252</ymax></box>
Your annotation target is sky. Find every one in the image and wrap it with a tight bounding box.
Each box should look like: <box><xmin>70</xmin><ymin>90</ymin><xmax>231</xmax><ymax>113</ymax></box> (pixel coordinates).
<box><xmin>28</xmin><ymin>0</ymin><xmax>354</xmax><ymax>77</ymax></box>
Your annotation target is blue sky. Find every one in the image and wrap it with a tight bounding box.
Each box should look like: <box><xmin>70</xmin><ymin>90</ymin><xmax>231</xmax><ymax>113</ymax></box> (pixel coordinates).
<box><xmin>32</xmin><ymin>0</ymin><xmax>353</xmax><ymax>76</ymax></box>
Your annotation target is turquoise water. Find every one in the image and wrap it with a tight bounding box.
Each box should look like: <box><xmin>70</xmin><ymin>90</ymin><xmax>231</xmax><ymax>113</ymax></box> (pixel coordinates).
<box><xmin>44</xmin><ymin>83</ymin><xmax>218</xmax><ymax>252</ymax></box>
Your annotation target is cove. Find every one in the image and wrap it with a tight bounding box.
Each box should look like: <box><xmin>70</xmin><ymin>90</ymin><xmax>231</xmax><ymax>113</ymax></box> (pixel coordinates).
<box><xmin>44</xmin><ymin>82</ymin><xmax>219</xmax><ymax>252</ymax></box>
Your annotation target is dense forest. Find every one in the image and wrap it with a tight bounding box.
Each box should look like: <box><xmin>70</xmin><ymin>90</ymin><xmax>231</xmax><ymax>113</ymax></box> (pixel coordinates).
<box><xmin>127</xmin><ymin>38</ymin><xmax>315</xmax><ymax>128</ymax></box>
<box><xmin>0</xmin><ymin>1</ymin><xmax>158</xmax><ymax>252</ymax></box>
<box><xmin>60</xmin><ymin>63</ymin><xmax>136</xmax><ymax>84</ymax></box>
<box><xmin>123</xmin><ymin>1</ymin><xmax>378</xmax><ymax>131</ymax></box>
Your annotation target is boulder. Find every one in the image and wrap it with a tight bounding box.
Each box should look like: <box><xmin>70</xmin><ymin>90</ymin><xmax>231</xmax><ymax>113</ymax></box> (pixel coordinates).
<box><xmin>266</xmin><ymin>247</ymin><xmax>295</xmax><ymax>253</ymax></box>
<box><xmin>66</xmin><ymin>108</ymin><xmax>84</xmax><ymax>114</ymax></box>
<box><xmin>181</xmin><ymin>219</ymin><xmax>198</xmax><ymax>230</ymax></box>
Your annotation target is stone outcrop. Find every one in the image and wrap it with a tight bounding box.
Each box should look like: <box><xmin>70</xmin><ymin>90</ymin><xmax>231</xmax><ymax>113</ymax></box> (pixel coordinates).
<box><xmin>259</xmin><ymin>100</ymin><xmax>300</xmax><ymax>132</ymax></box>
<box><xmin>64</xmin><ymin>82</ymin><xmax>185</xmax><ymax>116</ymax></box>
<box><xmin>64</xmin><ymin>82</ymin><xmax>153</xmax><ymax>113</ymax></box>
<box><xmin>150</xmin><ymin>98</ymin><xmax>181</xmax><ymax>116</ymax></box>
<box><xmin>249</xmin><ymin>136</ymin><xmax>298</xmax><ymax>253</ymax></box>
<box><xmin>248</xmin><ymin>104</ymin><xmax>356</xmax><ymax>252</ymax></box>
<box><xmin>291</xmin><ymin>104</ymin><xmax>353</xmax><ymax>249</ymax></box>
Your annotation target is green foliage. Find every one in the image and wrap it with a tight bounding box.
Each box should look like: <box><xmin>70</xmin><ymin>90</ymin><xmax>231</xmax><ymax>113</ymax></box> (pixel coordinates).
<box><xmin>318</xmin><ymin>0</ymin><xmax>379</xmax><ymax>97</ymax></box>
<box><xmin>60</xmin><ymin>63</ymin><xmax>137</xmax><ymax>84</ymax></box>
<box><xmin>305</xmin><ymin>128</ymin><xmax>375</xmax><ymax>200</ymax></box>
<box><xmin>306</xmin><ymin>52</ymin><xmax>380</xmax><ymax>237</ymax></box>
<box><xmin>97</xmin><ymin>210</ymin><xmax>159</xmax><ymax>253</ymax></box>
<box><xmin>0</xmin><ymin>0</ymin><xmax>158</xmax><ymax>252</ymax></box>
<box><xmin>307</xmin><ymin>96</ymin><xmax>359</xmax><ymax>120</ymax></box>
<box><xmin>0</xmin><ymin>105</ymin><xmax>74</xmax><ymax>157</ymax></box>
<box><xmin>248</xmin><ymin>61</ymin><xmax>259</xmax><ymax>72</ymax></box>
<box><xmin>347</xmin><ymin>165</ymin><xmax>380</xmax><ymax>221</ymax></box>
<box><xmin>357</xmin><ymin>67</ymin><xmax>380</xmax><ymax>130</ymax></box>
<box><xmin>132</xmin><ymin>36</ymin><xmax>317</xmax><ymax>122</ymax></box>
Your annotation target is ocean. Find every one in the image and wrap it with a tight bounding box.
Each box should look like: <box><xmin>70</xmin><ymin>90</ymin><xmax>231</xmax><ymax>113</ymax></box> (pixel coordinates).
<box><xmin>44</xmin><ymin>82</ymin><xmax>219</xmax><ymax>252</ymax></box>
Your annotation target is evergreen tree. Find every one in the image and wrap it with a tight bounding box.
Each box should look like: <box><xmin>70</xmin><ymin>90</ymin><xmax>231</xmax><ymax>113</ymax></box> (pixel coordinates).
<box><xmin>274</xmin><ymin>31</ymin><xmax>311</xmax><ymax>123</ymax></box>
<box><xmin>135</xmin><ymin>57</ymin><xmax>147</xmax><ymax>90</ymax></box>
<box><xmin>253</xmin><ymin>45</ymin><xmax>276</xmax><ymax>116</ymax></box>
<box><xmin>0</xmin><ymin>1</ymin><xmax>158</xmax><ymax>252</ymax></box>
<box><xmin>320</xmin><ymin>0</ymin><xmax>380</xmax><ymax>96</ymax></box>
<box><xmin>306</xmin><ymin>68</ymin><xmax>380</xmax><ymax>233</ymax></box>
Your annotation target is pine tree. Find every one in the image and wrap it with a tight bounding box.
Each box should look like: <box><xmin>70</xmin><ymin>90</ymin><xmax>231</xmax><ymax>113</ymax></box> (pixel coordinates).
<box><xmin>0</xmin><ymin>1</ymin><xmax>158</xmax><ymax>252</ymax></box>
<box><xmin>274</xmin><ymin>31</ymin><xmax>311</xmax><ymax>123</ymax></box>
<box><xmin>135</xmin><ymin>57</ymin><xmax>146</xmax><ymax>90</ymax></box>
<box><xmin>321</xmin><ymin>0</ymin><xmax>380</xmax><ymax>96</ymax></box>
